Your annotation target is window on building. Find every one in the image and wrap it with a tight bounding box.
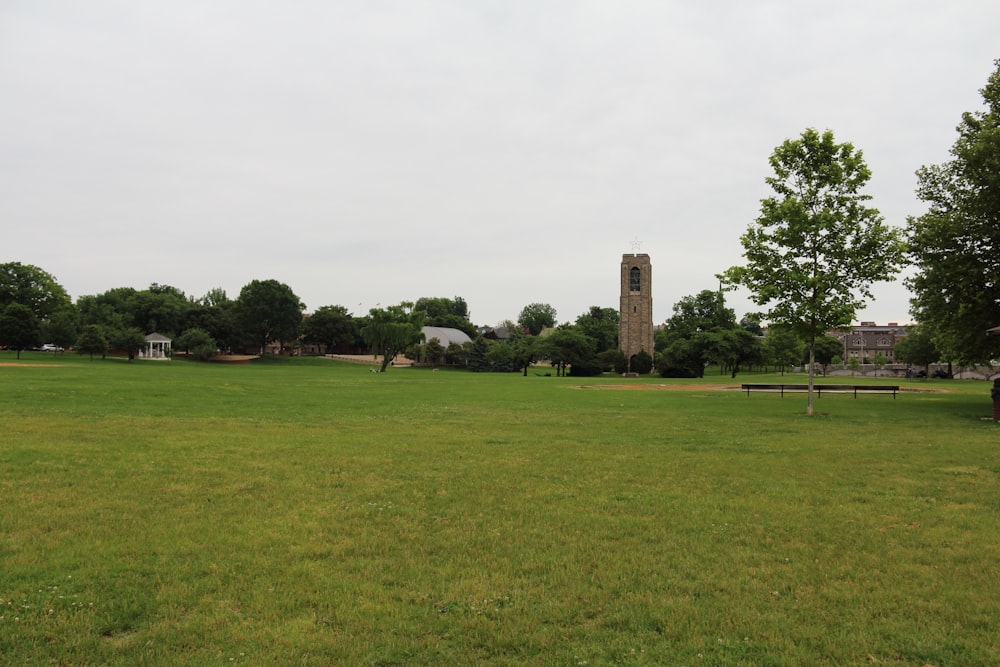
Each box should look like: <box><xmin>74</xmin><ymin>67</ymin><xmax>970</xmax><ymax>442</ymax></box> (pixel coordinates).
<box><xmin>629</xmin><ymin>267</ymin><xmax>640</xmax><ymax>292</ymax></box>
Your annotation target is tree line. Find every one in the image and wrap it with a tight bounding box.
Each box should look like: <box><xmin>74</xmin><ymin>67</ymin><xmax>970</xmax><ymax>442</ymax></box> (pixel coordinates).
<box><xmin>3</xmin><ymin>60</ymin><xmax>998</xmax><ymax>381</ymax></box>
<box><xmin>0</xmin><ymin>259</ymin><xmax>858</xmax><ymax>378</ymax></box>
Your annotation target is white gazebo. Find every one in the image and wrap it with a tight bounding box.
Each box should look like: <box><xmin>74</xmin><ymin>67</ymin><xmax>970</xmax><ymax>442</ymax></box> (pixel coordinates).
<box><xmin>143</xmin><ymin>332</ymin><xmax>172</xmax><ymax>360</ymax></box>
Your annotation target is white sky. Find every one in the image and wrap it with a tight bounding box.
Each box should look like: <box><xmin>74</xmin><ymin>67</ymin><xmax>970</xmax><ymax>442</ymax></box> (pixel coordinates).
<box><xmin>2</xmin><ymin>1</ymin><xmax>997</xmax><ymax>327</ymax></box>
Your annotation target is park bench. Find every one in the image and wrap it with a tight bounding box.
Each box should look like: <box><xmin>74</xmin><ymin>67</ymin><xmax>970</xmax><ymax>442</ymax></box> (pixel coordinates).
<box><xmin>741</xmin><ymin>383</ymin><xmax>899</xmax><ymax>398</ymax></box>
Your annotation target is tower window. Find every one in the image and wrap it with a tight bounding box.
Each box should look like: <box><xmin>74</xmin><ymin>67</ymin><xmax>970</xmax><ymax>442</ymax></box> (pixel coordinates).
<box><xmin>629</xmin><ymin>267</ymin><xmax>640</xmax><ymax>292</ymax></box>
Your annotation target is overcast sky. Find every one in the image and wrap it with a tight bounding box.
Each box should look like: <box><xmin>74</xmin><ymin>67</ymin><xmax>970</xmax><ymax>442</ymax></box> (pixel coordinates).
<box><xmin>2</xmin><ymin>2</ymin><xmax>997</xmax><ymax>327</ymax></box>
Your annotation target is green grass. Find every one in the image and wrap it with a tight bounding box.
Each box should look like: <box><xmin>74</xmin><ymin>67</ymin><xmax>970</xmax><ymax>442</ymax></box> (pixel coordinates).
<box><xmin>2</xmin><ymin>352</ymin><xmax>999</xmax><ymax>665</ymax></box>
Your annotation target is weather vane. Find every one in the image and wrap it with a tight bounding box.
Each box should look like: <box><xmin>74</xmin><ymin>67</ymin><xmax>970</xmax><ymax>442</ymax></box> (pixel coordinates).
<box><xmin>630</xmin><ymin>236</ymin><xmax>642</xmax><ymax>252</ymax></box>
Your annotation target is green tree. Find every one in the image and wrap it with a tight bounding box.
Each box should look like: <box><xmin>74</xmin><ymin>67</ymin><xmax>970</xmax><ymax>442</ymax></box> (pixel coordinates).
<box><xmin>466</xmin><ymin>336</ymin><xmax>491</xmax><ymax>372</ymax></box>
<box><xmin>654</xmin><ymin>290</ymin><xmax>738</xmax><ymax>377</ymax></box>
<box><xmin>574</xmin><ymin>306</ymin><xmax>619</xmax><ymax>353</ymax></box>
<box><xmin>906</xmin><ymin>60</ymin><xmax>1000</xmax><ymax>365</ymax></box>
<box><xmin>518</xmin><ymin>303</ymin><xmax>557</xmax><ymax>336</ymax></box>
<box><xmin>763</xmin><ymin>325</ymin><xmax>803</xmax><ymax>375</ymax></box>
<box><xmin>722</xmin><ymin>128</ymin><xmax>906</xmax><ymax>414</ymax></box>
<box><xmin>809</xmin><ymin>335</ymin><xmax>845</xmax><ymax>377</ymax></box>
<box><xmin>848</xmin><ymin>356</ymin><xmax>860</xmax><ymax>376</ymax></box>
<box><xmin>708</xmin><ymin>327</ymin><xmax>762</xmax><ymax>378</ymax></box>
<box><xmin>113</xmin><ymin>327</ymin><xmax>147</xmax><ymax>361</ymax></box>
<box><xmin>414</xmin><ymin>297</ymin><xmax>476</xmax><ymax>337</ymax></box>
<box><xmin>235</xmin><ymin>279</ymin><xmax>304</xmax><ymax>355</ymax></box>
<box><xmin>0</xmin><ymin>262</ymin><xmax>71</xmax><ymax>322</ymax></box>
<box><xmin>538</xmin><ymin>327</ymin><xmax>597</xmax><ymax>377</ymax></box>
<box><xmin>631</xmin><ymin>349</ymin><xmax>653</xmax><ymax>375</ymax></box>
<box><xmin>175</xmin><ymin>327</ymin><xmax>217</xmax><ymax>360</ymax></box>
<box><xmin>598</xmin><ymin>348</ymin><xmax>627</xmax><ymax>374</ymax></box>
<box><xmin>655</xmin><ymin>337</ymin><xmax>701</xmax><ymax>378</ymax></box>
<box><xmin>506</xmin><ymin>331</ymin><xmax>539</xmax><ymax>376</ymax></box>
<box><xmin>75</xmin><ymin>324</ymin><xmax>109</xmax><ymax>360</ymax></box>
<box><xmin>303</xmin><ymin>305</ymin><xmax>358</xmax><ymax>354</ymax></box>
<box><xmin>422</xmin><ymin>337</ymin><xmax>446</xmax><ymax>364</ymax></box>
<box><xmin>77</xmin><ymin>288</ymin><xmax>135</xmax><ymax>332</ymax></box>
<box><xmin>445</xmin><ymin>342</ymin><xmax>467</xmax><ymax>366</ymax></box>
<box><xmin>873</xmin><ymin>352</ymin><xmax>888</xmax><ymax>375</ymax></box>
<box><xmin>893</xmin><ymin>324</ymin><xmax>941</xmax><ymax>377</ymax></box>
<box><xmin>43</xmin><ymin>306</ymin><xmax>81</xmax><ymax>351</ymax></box>
<box><xmin>198</xmin><ymin>287</ymin><xmax>230</xmax><ymax>307</ymax></box>
<box><xmin>485</xmin><ymin>338</ymin><xmax>519</xmax><ymax>372</ymax></box>
<box><xmin>0</xmin><ymin>302</ymin><xmax>41</xmax><ymax>358</ymax></box>
<box><xmin>360</xmin><ymin>303</ymin><xmax>424</xmax><ymax>372</ymax></box>
<box><xmin>184</xmin><ymin>300</ymin><xmax>239</xmax><ymax>353</ymax></box>
<box><xmin>130</xmin><ymin>284</ymin><xmax>190</xmax><ymax>336</ymax></box>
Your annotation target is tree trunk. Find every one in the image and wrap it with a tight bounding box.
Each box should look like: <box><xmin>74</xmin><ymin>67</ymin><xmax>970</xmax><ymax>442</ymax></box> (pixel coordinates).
<box><xmin>807</xmin><ymin>337</ymin><xmax>816</xmax><ymax>416</ymax></box>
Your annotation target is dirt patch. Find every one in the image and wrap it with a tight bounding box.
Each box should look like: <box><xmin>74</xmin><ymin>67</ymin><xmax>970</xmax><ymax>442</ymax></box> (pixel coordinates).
<box><xmin>0</xmin><ymin>363</ymin><xmax>62</xmax><ymax>368</ymax></box>
<box><xmin>210</xmin><ymin>355</ymin><xmax>258</xmax><ymax>363</ymax></box>
<box><xmin>573</xmin><ymin>384</ymin><xmax>738</xmax><ymax>391</ymax></box>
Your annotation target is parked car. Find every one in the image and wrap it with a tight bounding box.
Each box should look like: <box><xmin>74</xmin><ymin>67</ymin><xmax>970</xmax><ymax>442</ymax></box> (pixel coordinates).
<box><xmin>40</xmin><ymin>344</ymin><xmax>64</xmax><ymax>352</ymax></box>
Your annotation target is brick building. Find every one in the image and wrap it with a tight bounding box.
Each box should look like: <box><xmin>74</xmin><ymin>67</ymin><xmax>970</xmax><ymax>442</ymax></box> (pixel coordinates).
<box><xmin>830</xmin><ymin>322</ymin><xmax>909</xmax><ymax>363</ymax></box>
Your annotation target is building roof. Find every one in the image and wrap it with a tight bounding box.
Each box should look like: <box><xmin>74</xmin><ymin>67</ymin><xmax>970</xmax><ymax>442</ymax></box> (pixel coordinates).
<box><xmin>421</xmin><ymin>326</ymin><xmax>472</xmax><ymax>348</ymax></box>
<box><xmin>145</xmin><ymin>332</ymin><xmax>171</xmax><ymax>342</ymax></box>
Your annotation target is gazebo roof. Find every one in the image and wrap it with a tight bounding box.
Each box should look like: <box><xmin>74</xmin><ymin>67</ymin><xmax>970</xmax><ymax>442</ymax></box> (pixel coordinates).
<box><xmin>145</xmin><ymin>332</ymin><xmax>171</xmax><ymax>343</ymax></box>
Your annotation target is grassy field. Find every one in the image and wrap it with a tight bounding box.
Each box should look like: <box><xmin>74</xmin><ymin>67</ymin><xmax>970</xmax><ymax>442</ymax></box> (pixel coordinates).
<box><xmin>1</xmin><ymin>352</ymin><xmax>998</xmax><ymax>666</ymax></box>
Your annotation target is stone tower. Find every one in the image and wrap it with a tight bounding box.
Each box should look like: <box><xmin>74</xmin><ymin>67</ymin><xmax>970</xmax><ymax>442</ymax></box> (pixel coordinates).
<box><xmin>619</xmin><ymin>253</ymin><xmax>654</xmax><ymax>364</ymax></box>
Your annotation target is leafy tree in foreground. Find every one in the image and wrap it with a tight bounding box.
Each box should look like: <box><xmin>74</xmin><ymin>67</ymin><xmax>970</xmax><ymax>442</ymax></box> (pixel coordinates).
<box><xmin>360</xmin><ymin>303</ymin><xmax>424</xmax><ymax>372</ymax></box>
<box><xmin>722</xmin><ymin>128</ymin><xmax>905</xmax><ymax>415</ymax></box>
<box><xmin>906</xmin><ymin>59</ymin><xmax>1000</xmax><ymax>365</ymax></box>
<box><xmin>0</xmin><ymin>302</ymin><xmax>41</xmax><ymax>358</ymax></box>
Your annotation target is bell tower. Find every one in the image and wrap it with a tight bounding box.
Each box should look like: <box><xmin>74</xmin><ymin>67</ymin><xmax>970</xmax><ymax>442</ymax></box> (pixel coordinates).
<box><xmin>619</xmin><ymin>253</ymin><xmax>653</xmax><ymax>365</ymax></box>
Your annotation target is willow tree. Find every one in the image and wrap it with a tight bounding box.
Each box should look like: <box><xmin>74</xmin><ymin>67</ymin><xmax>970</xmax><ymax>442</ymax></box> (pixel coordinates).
<box><xmin>722</xmin><ymin>128</ymin><xmax>905</xmax><ymax>415</ymax></box>
<box><xmin>360</xmin><ymin>303</ymin><xmax>424</xmax><ymax>372</ymax></box>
